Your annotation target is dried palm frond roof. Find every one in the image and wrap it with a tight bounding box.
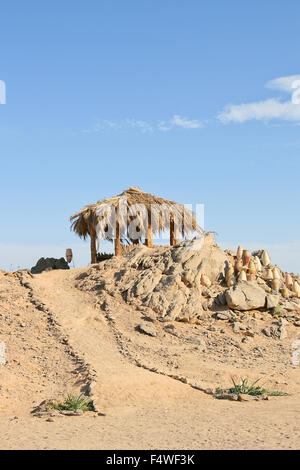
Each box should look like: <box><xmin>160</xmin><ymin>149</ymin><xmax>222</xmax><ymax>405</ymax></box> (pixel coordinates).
<box><xmin>70</xmin><ymin>203</ymin><xmax>100</xmax><ymax>240</ymax></box>
<box><xmin>70</xmin><ymin>187</ymin><xmax>204</xmax><ymax>240</ymax></box>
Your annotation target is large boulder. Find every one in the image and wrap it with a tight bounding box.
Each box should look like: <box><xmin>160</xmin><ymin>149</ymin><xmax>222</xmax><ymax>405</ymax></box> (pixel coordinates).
<box><xmin>31</xmin><ymin>257</ymin><xmax>70</xmax><ymax>274</ymax></box>
<box><xmin>171</xmin><ymin>233</ymin><xmax>228</xmax><ymax>282</ymax></box>
<box><xmin>225</xmin><ymin>281</ymin><xmax>266</xmax><ymax>311</ymax></box>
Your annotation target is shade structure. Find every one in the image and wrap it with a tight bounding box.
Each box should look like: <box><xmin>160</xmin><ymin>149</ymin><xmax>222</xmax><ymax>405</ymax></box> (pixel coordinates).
<box><xmin>70</xmin><ymin>187</ymin><xmax>203</xmax><ymax>262</ymax></box>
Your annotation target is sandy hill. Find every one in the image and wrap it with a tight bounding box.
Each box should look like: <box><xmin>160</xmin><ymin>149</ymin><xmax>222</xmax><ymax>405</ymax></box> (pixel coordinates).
<box><xmin>0</xmin><ymin>235</ymin><xmax>300</xmax><ymax>450</ymax></box>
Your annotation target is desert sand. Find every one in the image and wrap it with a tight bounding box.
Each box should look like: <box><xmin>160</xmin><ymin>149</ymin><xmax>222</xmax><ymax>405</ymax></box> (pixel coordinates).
<box><xmin>0</xmin><ymin>239</ymin><xmax>300</xmax><ymax>450</ymax></box>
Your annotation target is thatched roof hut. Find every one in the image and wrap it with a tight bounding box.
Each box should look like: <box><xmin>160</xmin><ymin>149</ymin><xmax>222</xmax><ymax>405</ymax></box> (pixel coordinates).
<box><xmin>70</xmin><ymin>187</ymin><xmax>203</xmax><ymax>263</ymax></box>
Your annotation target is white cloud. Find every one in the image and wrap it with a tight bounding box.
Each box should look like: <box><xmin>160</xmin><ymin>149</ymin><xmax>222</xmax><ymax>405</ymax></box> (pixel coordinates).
<box><xmin>126</xmin><ymin>119</ymin><xmax>153</xmax><ymax>134</ymax></box>
<box><xmin>171</xmin><ymin>114</ymin><xmax>203</xmax><ymax>129</ymax></box>
<box><xmin>83</xmin><ymin>115</ymin><xmax>203</xmax><ymax>134</ymax></box>
<box><xmin>82</xmin><ymin>120</ymin><xmax>107</xmax><ymax>133</ymax></box>
<box><xmin>266</xmin><ymin>75</ymin><xmax>300</xmax><ymax>92</ymax></box>
<box><xmin>218</xmin><ymin>74</ymin><xmax>300</xmax><ymax>124</ymax></box>
<box><xmin>104</xmin><ymin>120</ymin><xmax>118</xmax><ymax>128</ymax></box>
<box><xmin>218</xmin><ymin>98</ymin><xmax>300</xmax><ymax>123</ymax></box>
<box><xmin>158</xmin><ymin>114</ymin><xmax>203</xmax><ymax>131</ymax></box>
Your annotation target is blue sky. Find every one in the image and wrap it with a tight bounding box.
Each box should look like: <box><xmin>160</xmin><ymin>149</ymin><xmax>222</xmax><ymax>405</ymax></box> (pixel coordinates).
<box><xmin>0</xmin><ymin>0</ymin><xmax>299</xmax><ymax>272</ymax></box>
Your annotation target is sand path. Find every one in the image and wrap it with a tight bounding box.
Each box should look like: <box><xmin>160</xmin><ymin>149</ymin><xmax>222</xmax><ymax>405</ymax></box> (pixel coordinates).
<box><xmin>0</xmin><ymin>268</ymin><xmax>299</xmax><ymax>449</ymax></box>
<box><xmin>31</xmin><ymin>269</ymin><xmax>202</xmax><ymax>411</ymax></box>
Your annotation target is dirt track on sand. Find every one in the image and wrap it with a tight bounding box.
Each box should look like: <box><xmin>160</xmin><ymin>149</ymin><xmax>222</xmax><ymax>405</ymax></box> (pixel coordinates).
<box><xmin>0</xmin><ymin>268</ymin><xmax>299</xmax><ymax>450</ymax></box>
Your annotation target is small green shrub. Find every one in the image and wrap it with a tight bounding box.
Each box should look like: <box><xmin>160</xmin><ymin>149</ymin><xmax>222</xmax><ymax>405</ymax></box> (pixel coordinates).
<box><xmin>216</xmin><ymin>377</ymin><xmax>288</xmax><ymax>397</ymax></box>
<box><xmin>51</xmin><ymin>393</ymin><xmax>93</xmax><ymax>412</ymax></box>
<box><xmin>273</xmin><ymin>304</ymin><xmax>282</xmax><ymax>317</ymax></box>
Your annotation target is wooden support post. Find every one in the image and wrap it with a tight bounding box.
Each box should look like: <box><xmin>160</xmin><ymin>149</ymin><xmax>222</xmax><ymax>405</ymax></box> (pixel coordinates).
<box><xmin>90</xmin><ymin>227</ymin><xmax>97</xmax><ymax>264</ymax></box>
<box><xmin>170</xmin><ymin>218</ymin><xmax>179</xmax><ymax>246</ymax></box>
<box><xmin>132</xmin><ymin>221</ymin><xmax>140</xmax><ymax>245</ymax></box>
<box><xmin>145</xmin><ymin>211</ymin><xmax>153</xmax><ymax>248</ymax></box>
<box><xmin>114</xmin><ymin>210</ymin><xmax>121</xmax><ymax>256</ymax></box>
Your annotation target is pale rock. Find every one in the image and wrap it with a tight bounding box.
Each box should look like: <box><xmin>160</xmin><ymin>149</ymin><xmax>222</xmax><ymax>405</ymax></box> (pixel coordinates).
<box><xmin>282</xmin><ymin>302</ymin><xmax>295</xmax><ymax>312</ymax></box>
<box><xmin>164</xmin><ymin>323</ymin><xmax>176</xmax><ymax>332</ymax></box>
<box><xmin>167</xmin><ymin>291</ymin><xmax>188</xmax><ymax>320</ymax></box>
<box><xmin>132</xmin><ymin>269</ymin><xmax>162</xmax><ymax>297</ymax></box>
<box><xmin>137</xmin><ymin>321</ymin><xmax>157</xmax><ymax>337</ymax></box>
<box><xmin>200</xmin><ymin>273</ymin><xmax>211</xmax><ymax>288</ymax></box>
<box><xmin>278</xmin><ymin>318</ymin><xmax>288</xmax><ymax>327</ymax></box>
<box><xmin>225</xmin><ymin>281</ymin><xmax>266</xmax><ymax>311</ymax></box>
<box><xmin>262</xmin><ymin>327</ymin><xmax>272</xmax><ymax>337</ymax></box>
<box><xmin>156</xmin><ymin>274</ymin><xmax>183</xmax><ymax>291</ymax></box>
<box><xmin>233</xmin><ymin>321</ymin><xmax>246</xmax><ymax>333</ymax></box>
<box><xmin>245</xmin><ymin>328</ymin><xmax>255</xmax><ymax>337</ymax></box>
<box><xmin>214</xmin><ymin>291</ymin><xmax>227</xmax><ymax>306</ymax></box>
<box><xmin>181</xmin><ymin>270</ymin><xmax>197</xmax><ymax>287</ymax></box>
<box><xmin>184</xmin><ymin>291</ymin><xmax>203</xmax><ymax>318</ymax></box>
<box><xmin>266</xmin><ymin>294</ymin><xmax>280</xmax><ymax>309</ymax></box>
<box><xmin>216</xmin><ymin>312</ymin><xmax>231</xmax><ymax>320</ymax></box>
<box><xmin>147</xmin><ymin>292</ymin><xmax>168</xmax><ymax>316</ymax></box>
<box><xmin>187</xmin><ymin>336</ymin><xmax>206</xmax><ymax>351</ymax></box>
<box><xmin>201</xmin><ymin>287</ymin><xmax>212</xmax><ymax>298</ymax></box>
<box><xmin>173</xmin><ymin>233</ymin><xmax>227</xmax><ymax>282</ymax></box>
<box><xmin>278</xmin><ymin>326</ymin><xmax>287</xmax><ymax>340</ymax></box>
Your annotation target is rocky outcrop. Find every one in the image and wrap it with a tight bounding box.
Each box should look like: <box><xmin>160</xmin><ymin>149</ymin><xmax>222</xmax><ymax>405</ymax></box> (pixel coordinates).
<box><xmin>31</xmin><ymin>257</ymin><xmax>70</xmax><ymax>274</ymax></box>
<box><xmin>171</xmin><ymin>234</ymin><xmax>227</xmax><ymax>281</ymax></box>
<box><xmin>77</xmin><ymin>233</ymin><xmax>230</xmax><ymax>322</ymax></box>
<box><xmin>128</xmin><ymin>234</ymin><xmax>228</xmax><ymax>321</ymax></box>
<box><xmin>71</xmin><ymin>229</ymin><xmax>300</xmax><ymax>343</ymax></box>
<box><xmin>225</xmin><ymin>281</ymin><xmax>266</xmax><ymax>311</ymax></box>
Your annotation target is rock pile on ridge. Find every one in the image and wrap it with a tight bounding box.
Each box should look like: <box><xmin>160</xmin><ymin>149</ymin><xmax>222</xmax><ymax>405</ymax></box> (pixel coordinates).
<box><xmin>78</xmin><ymin>233</ymin><xmax>228</xmax><ymax>322</ymax></box>
<box><xmin>76</xmin><ymin>233</ymin><xmax>300</xmax><ymax>338</ymax></box>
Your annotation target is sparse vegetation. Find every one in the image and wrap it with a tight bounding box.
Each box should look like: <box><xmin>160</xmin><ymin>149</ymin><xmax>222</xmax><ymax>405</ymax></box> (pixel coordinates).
<box><xmin>273</xmin><ymin>304</ymin><xmax>282</xmax><ymax>317</ymax></box>
<box><xmin>51</xmin><ymin>393</ymin><xmax>93</xmax><ymax>412</ymax></box>
<box><xmin>216</xmin><ymin>377</ymin><xmax>288</xmax><ymax>397</ymax></box>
